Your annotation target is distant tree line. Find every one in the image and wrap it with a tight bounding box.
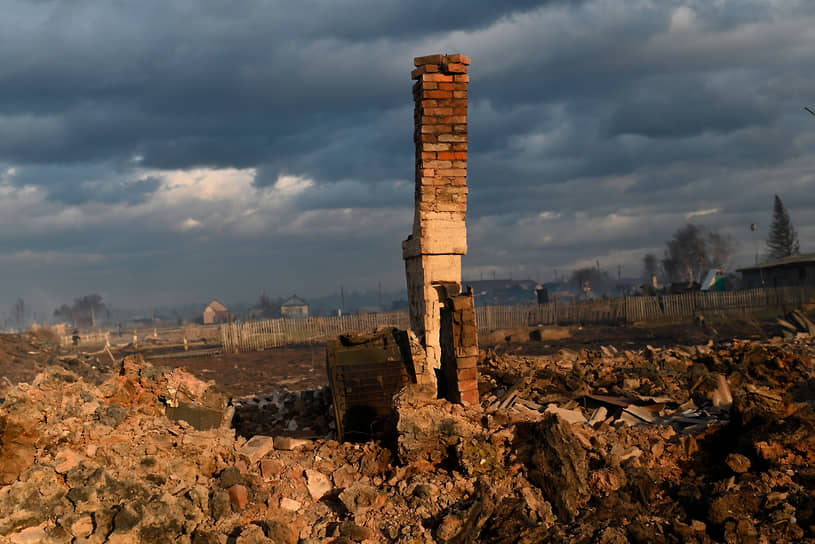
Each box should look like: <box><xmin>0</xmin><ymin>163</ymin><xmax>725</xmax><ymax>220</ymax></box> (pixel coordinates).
<box><xmin>53</xmin><ymin>294</ymin><xmax>109</xmax><ymax>327</ymax></box>
<box><xmin>640</xmin><ymin>194</ymin><xmax>802</xmax><ymax>288</ymax></box>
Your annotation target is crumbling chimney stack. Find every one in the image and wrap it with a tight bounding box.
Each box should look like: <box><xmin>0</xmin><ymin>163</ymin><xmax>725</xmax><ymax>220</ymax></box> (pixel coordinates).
<box><xmin>403</xmin><ymin>54</ymin><xmax>479</xmax><ymax>405</ymax></box>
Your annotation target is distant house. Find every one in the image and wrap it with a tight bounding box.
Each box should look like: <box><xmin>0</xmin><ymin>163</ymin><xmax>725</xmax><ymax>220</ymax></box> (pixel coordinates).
<box><xmin>203</xmin><ymin>300</ymin><xmax>229</xmax><ymax>324</ymax></box>
<box><xmin>738</xmin><ymin>253</ymin><xmax>815</xmax><ymax>289</ymax></box>
<box><xmin>281</xmin><ymin>295</ymin><xmax>309</xmax><ymax>319</ymax></box>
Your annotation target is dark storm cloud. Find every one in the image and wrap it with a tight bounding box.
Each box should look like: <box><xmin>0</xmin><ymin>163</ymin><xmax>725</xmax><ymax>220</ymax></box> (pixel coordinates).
<box><xmin>48</xmin><ymin>176</ymin><xmax>161</xmax><ymax>206</ymax></box>
<box><xmin>1</xmin><ymin>0</ymin><xmax>814</xmax><ymax>313</ymax></box>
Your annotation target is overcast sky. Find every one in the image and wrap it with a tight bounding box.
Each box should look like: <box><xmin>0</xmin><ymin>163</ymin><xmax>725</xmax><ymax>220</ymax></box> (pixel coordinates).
<box><xmin>1</xmin><ymin>0</ymin><xmax>814</xmax><ymax>317</ymax></box>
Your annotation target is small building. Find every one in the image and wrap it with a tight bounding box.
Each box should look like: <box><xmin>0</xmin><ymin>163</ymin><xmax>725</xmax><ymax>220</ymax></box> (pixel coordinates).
<box><xmin>737</xmin><ymin>253</ymin><xmax>815</xmax><ymax>289</ymax></box>
<box><xmin>203</xmin><ymin>300</ymin><xmax>229</xmax><ymax>324</ymax></box>
<box><xmin>281</xmin><ymin>295</ymin><xmax>309</xmax><ymax>319</ymax></box>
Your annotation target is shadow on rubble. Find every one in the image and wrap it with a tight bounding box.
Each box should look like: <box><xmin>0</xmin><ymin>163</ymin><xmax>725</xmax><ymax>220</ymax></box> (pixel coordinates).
<box><xmin>229</xmin><ymin>386</ymin><xmax>335</xmax><ymax>440</ymax></box>
<box><xmin>426</xmin><ymin>391</ymin><xmax>815</xmax><ymax>544</ymax></box>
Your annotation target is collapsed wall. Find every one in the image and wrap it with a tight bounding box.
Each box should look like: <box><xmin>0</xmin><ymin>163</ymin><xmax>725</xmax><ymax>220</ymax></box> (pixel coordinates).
<box><xmin>402</xmin><ymin>54</ymin><xmax>479</xmax><ymax>405</ymax></box>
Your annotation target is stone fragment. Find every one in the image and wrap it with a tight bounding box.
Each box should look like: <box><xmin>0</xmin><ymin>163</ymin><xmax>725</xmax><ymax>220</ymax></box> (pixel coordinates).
<box><xmin>260</xmin><ymin>459</ymin><xmax>284</xmax><ymax>479</ymax></box>
<box><xmin>710</xmin><ymin>374</ymin><xmax>733</xmax><ymax>409</ymax></box>
<box><xmin>8</xmin><ymin>523</ymin><xmax>48</xmax><ymax>544</ymax></box>
<box><xmin>725</xmin><ymin>453</ymin><xmax>752</xmax><ymax>473</ymax></box>
<box><xmin>305</xmin><ymin>469</ymin><xmax>332</xmax><ymax>501</ymax></box>
<box><xmin>544</xmin><ymin>405</ymin><xmax>587</xmax><ymax>424</ymax></box>
<box><xmin>260</xmin><ymin>520</ymin><xmax>298</xmax><ymax>544</ymax></box>
<box><xmin>279</xmin><ymin>497</ymin><xmax>301</xmax><ymax>512</ymax></box>
<box><xmin>331</xmin><ymin>465</ymin><xmax>357</xmax><ymax>489</ymax></box>
<box><xmin>54</xmin><ymin>449</ymin><xmax>83</xmax><ymax>474</ymax></box>
<box><xmin>70</xmin><ymin>515</ymin><xmax>94</xmax><ymax>538</ymax></box>
<box><xmin>228</xmin><ymin>484</ymin><xmax>249</xmax><ymax>510</ymax></box>
<box><xmin>273</xmin><ymin>436</ymin><xmax>311</xmax><ymax>451</ymax></box>
<box><xmin>235</xmin><ymin>524</ymin><xmax>269</xmax><ymax>544</ymax></box>
<box><xmin>339</xmin><ymin>521</ymin><xmax>373</xmax><ymax>542</ymax></box>
<box><xmin>237</xmin><ymin>435</ymin><xmax>275</xmax><ymax>463</ymax></box>
<box><xmin>523</xmin><ymin>413</ymin><xmax>589</xmax><ymax>520</ymax></box>
<box><xmin>339</xmin><ymin>483</ymin><xmax>382</xmax><ymax>515</ymax></box>
<box><xmin>218</xmin><ymin>466</ymin><xmax>244</xmax><ymax>488</ymax></box>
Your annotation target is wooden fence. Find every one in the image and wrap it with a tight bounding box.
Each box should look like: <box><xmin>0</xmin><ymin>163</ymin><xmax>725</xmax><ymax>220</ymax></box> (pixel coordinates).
<box><xmin>58</xmin><ymin>287</ymin><xmax>813</xmax><ymax>352</ymax></box>
<box><xmin>220</xmin><ymin>311</ymin><xmax>411</xmax><ymax>353</ymax></box>
<box><xmin>477</xmin><ymin>286</ymin><xmax>815</xmax><ymax>330</ymax></box>
<box><xmin>219</xmin><ymin>286</ymin><xmax>815</xmax><ymax>353</ymax></box>
<box><xmin>60</xmin><ymin>323</ymin><xmax>221</xmax><ymax>348</ymax></box>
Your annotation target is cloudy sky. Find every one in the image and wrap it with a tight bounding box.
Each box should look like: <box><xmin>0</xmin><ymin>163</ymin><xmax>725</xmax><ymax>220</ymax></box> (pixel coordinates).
<box><xmin>1</xmin><ymin>0</ymin><xmax>814</xmax><ymax>317</ymax></box>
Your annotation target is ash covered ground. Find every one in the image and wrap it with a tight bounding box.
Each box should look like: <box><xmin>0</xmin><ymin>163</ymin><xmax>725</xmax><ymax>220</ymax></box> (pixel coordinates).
<box><xmin>0</xmin><ymin>317</ymin><xmax>814</xmax><ymax>543</ymax></box>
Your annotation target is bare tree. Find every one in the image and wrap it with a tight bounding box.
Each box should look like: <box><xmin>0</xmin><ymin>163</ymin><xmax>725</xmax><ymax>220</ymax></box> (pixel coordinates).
<box><xmin>54</xmin><ymin>294</ymin><xmax>110</xmax><ymax>327</ymax></box>
<box><xmin>12</xmin><ymin>298</ymin><xmax>25</xmax><ymax>328</ymax></box>
<box><xmin>252</xmin><ymin>292</ymin><xmax>282</xmax><ymax>318</ymax></box>
<box><xmin>662</xmin><ymin>224</ymin><xmax>736</xmax><ymax>285</ymax></box>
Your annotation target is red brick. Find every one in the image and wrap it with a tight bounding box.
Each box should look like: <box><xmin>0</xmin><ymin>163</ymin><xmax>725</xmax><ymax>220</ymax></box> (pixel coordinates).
<box><xmin>436</xmin><ymin>168</ymin><xmax>466</xmax><ymax>176</ymax></box>
<box><xmin>422</xmin><ymin>143</ymin><xmax>450</xmax><ymax>152</ymax></box>
<box><xmin>452</xmin><ymin>82</ymin><xmax>468</xmax><ymax>90</ymax></box>
<box><xmin>422</xmin><ymin>81</ymin><xmax>438</xmax><ymax>90</ymax></box>
<box><xmin>420</xmin><ymin>124</ymin><xmax>453</xmax><ymax>134</ymax></box>
<box><xmin>411</xmin><ymin>64</ymin><xmax>439</xmax><ymax>78</ymax></box>
<box><xmin>452</xmin><ymin>143</ymin><xmax>468</xmax><ymax>151</ymax></box>
<box><xmin>434</xmin><ymin>176</ymin><xmax>467</xmax><ymax>187</ymax></box>
<box><xmin>437</xmin><ymin>115</ymin><xmax>467</xmax><ymax>124</ymax></box>
<box><xmin>437</xmin><ymin>151</ymin><xmax>456</xmax><ymax>160</ymax></box>
<box><xmin>457</xmin><ymin>379</ymin><xmax>479</xmax><ymax>392</ymax></box>
<box><xmin>424</xmin><ymin>160</ymin><xmax>452</xmax><ymax>169</ymax></box>
<box><xmin>438</xmin><ymin>134</ymin><xmax>467</xmax><ymax>143</ymax></box>
<box><xmin>452</xmin><ymin>107</ymin><xmax>467</xmax><ymax>115</ymax></box>
<box><xmin>445</xmin><ymin>54</ymin><xmax>471</xmax><ymax>65</ymax></box>
<box><xmin>426</xmin><ymin>99</ymin><xmax>460</xmax><ymax>108</ymax></box>
<box><xmin>453</xmin><ymin>124</ymin><xmax>467</xmax><ymax>133</ymax></box>
<box><xmin>228</xmin><ymin>485</ymin><xmax>248</xmax><ymax>510</ymax></box>
<box><xmin>457</xmin><ymin>367</ymin><xmax>478</xmax><ymax>381</ymax></box>
<box><xmin>444</xmin><ymin>63</ymin><xmax>468</xmax><ymax>73</ymax></box>
<box><xmin>455</xmin><ymin>355</ymin><xmax>478</xmax><ymax>369</ymax></box>
<box><xmin>421</xmin><ymin>151</ymin><xmax>436</xmax><ymax>160</ymax></box>
<box><xmin>416</xmin><ymin>176</ymin><xmax>446</xmax><ymax>186</ymax></box>
<box><xmin>460</xmin><ymin>389</ymin><xmax>479</xmax><ymax>405</ymax></box>
<box><xmin>453</xmin><ymin>151</ymin><xmax>467</xmax><ymax>160</ymax></box>
<box><xmin>453</xmin><ymin>91</ymin><xmax>468</xmax><ymax>99</ymax></box>
<box><xmin>454</xmin><ymin>74</ymin><xmax>470</xmax><ymax>82</ymax></box>
<box><xmin>421</xmin><ymin>73</ymin><xmax>454</xmax><ymax>82</ymax></box>
<box><xmin>424</xmin><ymin>107</ymin><xmax>453</xmax><ymax>116</ymax></box>
<box><xmin>420</xmin><ymin>99</ymin><xmax>438</xmax><ymax>108</ymax></box>
<box><xmin>414</xmin><ymin>54</ymin><xmax>445</xmax><ymax>66</ymax></box>
<box><xmin>421</xmin><ymin>168</ymin><xmax>435</xmax><ymax>177</ymax></box>
<box><xmin>451</xmin><ymin>160</ymin><xmax>467</xmax><ymax>168</ymax></box>
<box><xmin>438</xmin><ymin>82</ymin><xmax>455</xmax><ymax>91</ymax></box>
<box><xmin>421</xmin><ymin>133</ymin><xmax>437</xmax><ymax>143</ymax></box>
<box><xmin>424</xmin><ymin>90</ymin><xmax>453</xmax><ymax>99</ymax></box>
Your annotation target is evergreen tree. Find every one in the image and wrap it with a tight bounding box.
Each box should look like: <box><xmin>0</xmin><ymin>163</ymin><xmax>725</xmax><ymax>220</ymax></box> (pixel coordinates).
<box><xmin>766</xmin><ymin>195</ymin><xmax>800</xmax><ymax>260</ymax></box>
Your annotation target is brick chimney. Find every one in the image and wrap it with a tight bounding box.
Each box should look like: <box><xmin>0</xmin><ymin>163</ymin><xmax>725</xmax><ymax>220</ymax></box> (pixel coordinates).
<box><xmin>402</xmin><ymin>54</ymin><xmax>479</xmax><ymax>405</ymax></box>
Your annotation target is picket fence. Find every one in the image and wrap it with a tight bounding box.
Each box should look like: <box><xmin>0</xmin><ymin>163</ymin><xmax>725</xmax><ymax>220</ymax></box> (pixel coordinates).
<box><xmin>60</xmin><ymin>323</ymin><xmax>221</xmax><ymax>348</ymax></box>
<box><xmin>219</xmin><ymin>286</ymin><xmax>815</xmax><ymax>353</ymax></box>
<box><xmin>220</xmin><ymin>311</ymin><xmax>411</xmax><ymax>353</ymax></box>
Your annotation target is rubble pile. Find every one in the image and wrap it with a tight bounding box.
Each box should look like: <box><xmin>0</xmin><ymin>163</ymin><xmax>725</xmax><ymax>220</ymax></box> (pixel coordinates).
<box><xmin>0</xmin><ymin>332</ymin><xmax>813</xmax><ymax>543</ymax></box>
<box><xmin>232</xmin><ymin>388</ymin><xmax>334</xmax><ymax>439</ymax></box>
